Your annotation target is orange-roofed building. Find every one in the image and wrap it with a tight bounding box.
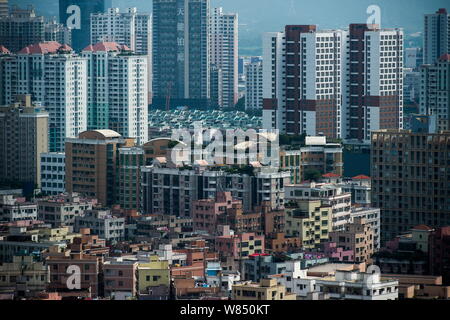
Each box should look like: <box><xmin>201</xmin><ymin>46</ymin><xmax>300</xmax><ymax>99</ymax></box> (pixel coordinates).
<box><xmin>18</xmin><ymin>41</ymin><xmax>73</xmax><ymax>54</ymax></box>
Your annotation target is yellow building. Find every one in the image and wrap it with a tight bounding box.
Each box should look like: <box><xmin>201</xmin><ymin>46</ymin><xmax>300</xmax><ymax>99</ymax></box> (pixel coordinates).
<box><xmin>27</xmin><ymin>227</ymin><xmax>80</xmax><ymax>243</ymax></box>
<box><xmin>285</xmin><ymin>199</ymin><xmax>332</xmax><ymax>250</ymax></box>
<box><xmin>232</xmin><ymin>278</ymin><xmax>296</xmax><ymax>300</ymax></box>
<box><xmin>0</xmin><ymin>255</ymin><xmax>48</xmax><ymax>297</ymax></box>
<box><xmin>137</xmin><ymin>256</ymin><xmax>170</xmax><ymax>294</ymax></box>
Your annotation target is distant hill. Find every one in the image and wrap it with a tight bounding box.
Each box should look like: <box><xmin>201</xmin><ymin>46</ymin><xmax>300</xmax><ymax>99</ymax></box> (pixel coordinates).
<box><xmin>10</xmin><ymin>0</ymin><xmax>448</xmax><ymax>55</ymax></box>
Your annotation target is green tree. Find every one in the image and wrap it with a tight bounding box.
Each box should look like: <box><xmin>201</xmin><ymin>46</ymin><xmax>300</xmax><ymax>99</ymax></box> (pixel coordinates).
<box><xmin>304</xmin><ymin>169</ymin><xmax>322</xmax><ymax>182</ymax></box>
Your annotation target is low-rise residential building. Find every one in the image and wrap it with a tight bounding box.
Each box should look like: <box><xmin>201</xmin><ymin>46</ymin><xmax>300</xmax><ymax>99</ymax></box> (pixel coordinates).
<box><xmin>285</xmin><ymin>199</ymin><xmax>332</xmax><ymax>250</ymax></box>
<box><xmin>46</xmin><ymin>253</ymin><xmax>101</xmax><ymax>298</ymax></box>
<box><xmin>382</xmin><ymin>274</ymin><xmax>450</xmax><ymax>299</ymax></box>
<box><xmin>0</xmin><ymin>255</ymin><xmax>48</xmax><ymax>298</ymax></box>
<box><xmin>429</xmin><ymin>226</ymin><xmax>450</xmax><ymax>284</ymax></box>
<box><xmin>37</xmin><ymin>193</ymin><xmax>95</xmax><ymax>228</ymax></box>
<box><xmin>141</xmin><ymin>165</ymin><xmax>290</xmax><ymax>217</ymax></box>
<box><xmin>193</xmin><ymin>192</ymin><xmax>240</xmax><ymax>234</ymax></box>
<box><xmin>271</xmin><ymin>261</ymin><xmax>399</xmax><ymax>300</ymax></box>
<box><xmin>350</xmin><ymin>207</ymin><xmax>381</xmax><ymax>250</ymax></box>
<box><xmin>329</xmin><ymin>218</ymin><xmax>374</xmax><ymax>264</ymax></box>
<box><xmin>280</xmin><ymin>136</ymin><xmax>343</xmax><ymax>184</ymax></box>
<box><xmin>232</xmin><ymin>278</ymin><xmax>296</xmax><ymax>300</ymax></box>
<box><xmin>0</xmin><ymin>195</ymin><xmax>37</xmax><ymax>222</ymax></box>
<box><xmin>265</xmin><ymin>232</ymin><xmax>302</xmax><ymax>254</ymax></box>
<box><xmin>205</xmin><ymin>261</ymin><xmax>241</xmax><ymax>295</ymax></box>
<box><xmin>74</xmin><ymin>210</ymin><xmax>125</xmax><ymax>243</ymax></box>
<box><xmin>137</xmin><ymin>256</ymin><xmax>170</xmax><ymax>295</ymax></box>
<box><xmin>285</xmin><ymin>182</ymin><xmax>352</xmax><ymax>231</ymax></box>
<box><xmin>215</xmin><ymin>232</ymin><xmax>265</xmax><ymax>259</ymax></box>
<box><xmin>315</xmin><ymin>270</ymin><xmax>399</xmax><ymax>300</ymax></box>
<box><xmin>0</xmin><ymin>238</ymin><xmax>67</xmax><ymax>263</ymax></box>
<box><xmin>339</xmin><ymin>175</ymin><xmax>371</xmax><ymax>207</ymax></box>
<box><xmin>103</xmin><ymin>258</ymin><xmax>138</xmax><ymax>300</ymax></box>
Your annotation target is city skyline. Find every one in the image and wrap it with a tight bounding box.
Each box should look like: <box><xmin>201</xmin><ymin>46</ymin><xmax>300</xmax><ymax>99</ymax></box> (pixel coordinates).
<box><xmin>0</xmin><ymin>0</ymin><xmax>449</xmax><ymax>306</ymax></box>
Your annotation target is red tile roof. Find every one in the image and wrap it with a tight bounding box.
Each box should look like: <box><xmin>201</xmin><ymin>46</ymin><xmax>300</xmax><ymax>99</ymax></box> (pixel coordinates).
<box><xmin>352</xmin><ymin>174</ymin><xmax>370</xmax><ymax>180</ymax></box>
<box><xmin>439</xmin><ymin>53</ymin><xmax>450</xmax><ymax>62</ymax></box>
<box><xmin>82</xmin><ymin>42</ymin><xmax>131</xmax><ymax>52</ymax></box>
<box><xmin>18</xmin><ymin>42</ymin><xmax>73</xmax><ymax>54</ymax></box>
<box><xmin>0</xmin><ymin>45</ymin><xmax>10</xmax><ymax>54</ymax></box>
<box><xmin>322</xmin><ymin>173</ymin><xmax>340</xmax><ymax>178</ymax></box>
<box><xmin>412</xmin><ymin>225</ymin><xmax>433</xmax><ymax>231</ymax></box>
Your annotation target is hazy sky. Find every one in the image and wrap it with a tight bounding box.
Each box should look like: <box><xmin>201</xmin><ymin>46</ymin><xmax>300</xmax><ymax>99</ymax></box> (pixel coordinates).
<box><xmin>10</xmin><ymin>0</ymin><xmax>449</xmax><ymax>54</ymax></box>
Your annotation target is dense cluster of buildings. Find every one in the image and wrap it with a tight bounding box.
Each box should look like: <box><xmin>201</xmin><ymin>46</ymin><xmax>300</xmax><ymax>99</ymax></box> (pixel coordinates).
<box><xmin>0</xmin><ymin>0</ymin><xmax>449</xmax><ymax>301</ymax></box>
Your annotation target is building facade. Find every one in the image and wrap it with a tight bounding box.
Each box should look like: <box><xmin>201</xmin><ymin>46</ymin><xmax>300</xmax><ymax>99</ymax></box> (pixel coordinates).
<box><xmin>152</xmin><ymin>0</ymin><xmax>210</xmax><ymax>108</ymax></box>
<box><xmin>210</xmin><ymin>7</ymin><xmax>238</xmax><ymax>108</ymax></box>
<box><xmin>1</xmin><ymin>42</ymin><xmax>88</xmax><ymax>152</ymax></box>
<box><xmin>420</xmin><ymin>54</ymin><xmax>450</xmax><ymax>132</ymax></box>
<box><xmin>40</xmin><ymin>153</ymin><xmax>65</xmax><ymax>195</ymax></box>
<box><xmin>65</xmin><ymin>130</ymin><xmax>135</xmax><ymax>206</ymax></box>
<box><xmin>371</xmin><ymin>129</ymin><xmax>450</xmax><ymax>244</ymax></box>
<box><xmin>0</xmin><ymin>95</ymin><xmax>48</xmax><ymax>189</ymax></box>
<box><xmin>245</xmin><ymin>61</ymin><xmax>263</xmax><ymax>110</ymax></box>
<box><xmin>90</xmin><ymin>7</ymin><xmax>152</xmax><ymax>99</ymax></box>
<box><xmin>59</xmin><ymin>0</ymin><xmax>112</xmax><ymax>52</ymax></box>
<box><xmin>262</xmin><ymin>24</ymin><xmax>404</xmax><ymax>143</ymax></box>
<box><xmin>37</xmin><ymin>193</ymin><xmax>94</xmax><ymax>227</ymax></box>
<box><xmin>82</xmin><ymin>42</ymin><xmax>149</xmax><ymax>145</ymax></box>
<box><xmin>424</xmin><ymin>8</ymin><xmax>450</xmax><ymax>65</ymax></box>
<box><xmin>74</xmin><ymin>209</ymin><xmax>125</xmax><ymax>242</ymax></box>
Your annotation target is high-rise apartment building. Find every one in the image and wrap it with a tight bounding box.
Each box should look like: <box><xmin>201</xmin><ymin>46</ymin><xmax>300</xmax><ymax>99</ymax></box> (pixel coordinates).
<box><xmin>0</xmin><ymin>95</ymin><xmax>48</xmax><ymax>190</ymax></box>
<box><xmin>59</xmin><ymin>0</ymin><xmax>112</xmax><ymax>52</ymax></box>
<box><xmin>371</xmin><ymin>129</ymin><xmax>450</xmax><ymax>244</ymax></box>
<box><xmin>0</xmin><ymin>6</ymin><xmax>44</xmax><ymax>53</ymax></box>
<box><xmin>419</xmin><ymin>54</ymin><xmax>450</xmax><ymax>132</ymax></box>
<box><xmin>90</xmin><ymin>7</ymin><xmax>152</xmax><ymax>99</ymax></box>
<box><xmin>65</xmin><ymin>130</ymin><xmax>135</xmax><ymax>206</ymax></box>
<box><xmin>209</xmin><ymin>65</ymin><xmax>223</xmax><ymax>108</ymax></box>
<box><xmin>210</xmin><ymin>7</ymin><xmax>238</xmax><ymax>108</ymax></box>
<box><xmin>245</xmin><ymin>61</ymin><xmax>263</xmax><ymax>110</ymax></box>
<box><xmin>44</xmin><ymin>18</ymin><xmax>72</xmax><ymax>46</ymax></box>
<box><xmin>152</xmin><ymin>0</ymin><xmax>210</xmax><ymax>109</ymax></box>
<box><xmin>263</xmin><ymin>24</ymin><xmax>404</xmax><ymax>143</ymax></box>
<box><xmin>0</xmin><ymin>6</ymin><xmax>71</xmax><ymax>53</ymax></box>
<box><xmin>0</xmin><ymin>42</ymin><xmax>88</xmax><ymax>152</ymax></box>
<box><xmin>405</xmin><ymin>47</ymin><xmax>423</xmax><ymax>70</ymax></box>
<box><xmin>117</xmin><ymin>147</ymin><xmax>145</xmax><ymax>210</ymax></box>
<box><xmin>91</xmin><ymin>7</ymin><xmax>151</xmax><ymax>56</ymax></box>
<box><xmin>424</xmin><ymin>8</ymin><xmax>450</xmax><ymax>65</ymax></box>
<box><xmin>0</xmin><ymin>0</ymin><xmax>8</xmax><ymax>17</ymax></box>
<box><xmin>82</xmin><ymin>42</ymin><xmax>149</xmax><ymax>145</ymax></box>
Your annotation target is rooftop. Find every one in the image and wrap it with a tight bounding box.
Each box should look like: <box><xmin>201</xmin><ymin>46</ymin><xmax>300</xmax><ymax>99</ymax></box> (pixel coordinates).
<box><xmin>18</xmin><ymin>41</ymin><xmax>73</xmax><ymax>54</ymax></box>
<box><xmin>352</xmin><ymin>174</ymin><xmax>370</xmax><ymax>180</ymax></box>
<box><xmin>83</xmin><ymin>42</ymin><xmax>131</xmax><ymax>52</ymax></box>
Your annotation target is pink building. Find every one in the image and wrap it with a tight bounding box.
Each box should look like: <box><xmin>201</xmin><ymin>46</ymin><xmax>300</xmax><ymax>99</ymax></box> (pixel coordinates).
<box><xmin>103</xmin><ymin>258</ymin><xmax>138</xmax><ymax>299</ymax></box>
<box><xmin>215</xmin><ymin>233</ymin><xmax>265</xmax><ymax>258</ymax></box>
<box><xmin>324</xmin><ymin>242</ymin><xmax>354</xmax><ymax>262</ymax></box>
<box><xmin>192</xmin><ymin>192</ymin><xmax>240</xmax><ymax>234</ymax></box>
